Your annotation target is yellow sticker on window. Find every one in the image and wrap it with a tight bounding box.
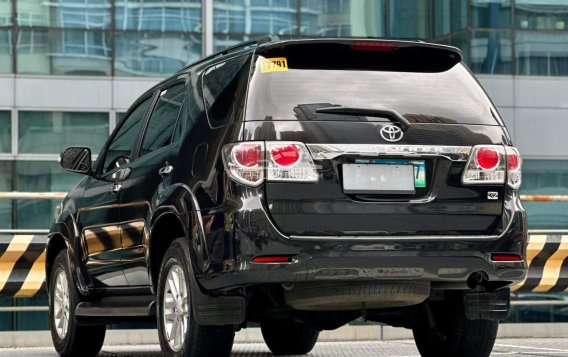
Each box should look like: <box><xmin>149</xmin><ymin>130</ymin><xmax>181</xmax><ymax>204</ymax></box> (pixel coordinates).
<box><xmin>259</xmin><ymin>57</ymin><xmax>288</xmax><ymax>73</ymax></box>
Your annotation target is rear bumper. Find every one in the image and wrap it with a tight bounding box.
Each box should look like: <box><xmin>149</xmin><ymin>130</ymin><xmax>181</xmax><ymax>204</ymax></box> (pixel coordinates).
<box><xmin>198</xmin><ymin>189</ymin><xmax>528</xmax><ymax>291</ymax></box>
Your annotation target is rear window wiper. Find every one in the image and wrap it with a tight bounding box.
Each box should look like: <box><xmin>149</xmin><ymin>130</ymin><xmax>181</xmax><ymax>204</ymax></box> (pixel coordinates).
<box><xmin>315</xmin><ymin>106</ymin><xmax>410</xmax><ymax>131</ymax></box>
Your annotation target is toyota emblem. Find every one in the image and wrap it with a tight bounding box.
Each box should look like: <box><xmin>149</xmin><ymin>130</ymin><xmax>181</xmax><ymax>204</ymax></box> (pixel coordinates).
<box><xmin>380</xmin><ymin>124</ymin><xmax>403</xmax><ymax>142</ymax></box>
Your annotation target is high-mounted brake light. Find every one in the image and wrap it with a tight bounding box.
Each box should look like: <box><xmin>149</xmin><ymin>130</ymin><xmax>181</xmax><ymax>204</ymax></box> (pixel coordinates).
<box><xmin>223</xmin><ymin>141</ymin><xmax>318</xmax><ymax>186</ymax></box>
<box><xmin>352</xmin><ymin>41</ymin><xmax>397</xmax><ymax>52</ymax></box>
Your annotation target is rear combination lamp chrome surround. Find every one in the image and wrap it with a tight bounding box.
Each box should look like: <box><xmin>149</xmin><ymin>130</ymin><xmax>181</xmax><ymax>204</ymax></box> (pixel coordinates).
<box><xmin>222</xmin><ymin>141</ymin><xmax>319</xmax><ymax>186</ymax></box>
<box><xmin>223</xmin><ymin>142</ymin><xmax>522</xmax><ymax>190</ymax></box>
<box><xmin>462</xmin><ymin>145</ymin><xmax>522</xmax><ymax>190</ymax></box>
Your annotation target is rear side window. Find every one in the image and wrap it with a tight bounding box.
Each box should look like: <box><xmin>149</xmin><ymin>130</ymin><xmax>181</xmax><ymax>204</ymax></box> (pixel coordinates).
<box><xmin>140</xmin><ymin>82</ymin><xmax>186</xmax><ymax>156</ymax></box>
<box><xmin>201</xmin><ymin>55</ymin><xmax>251</xmax><ymax>128</ymax></box>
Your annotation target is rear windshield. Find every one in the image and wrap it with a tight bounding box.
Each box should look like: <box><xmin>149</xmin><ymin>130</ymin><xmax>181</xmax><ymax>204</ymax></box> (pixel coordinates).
<box><xmin>245</xmin><ymin>56</ymin><xmax>502</xmax><ymax>126</ymax></box>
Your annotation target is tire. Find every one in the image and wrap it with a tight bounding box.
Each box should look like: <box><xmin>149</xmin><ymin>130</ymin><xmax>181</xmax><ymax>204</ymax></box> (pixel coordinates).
<box><xmin>261</xmin><ymin>319</ymin><xmax>320</xmax><ymax>355</ymax></box>
<box><xmin>412</xmin><ymin>292</ymin><xmax>498</xmax><ymax>357</ymax></box>
<box><xmin>157</xmin><ymin>237</ymin><xmax>235</xmax><ymax>357</ymax></box>
<box><xmin>49</xmin><ymin>250</ymin><xmax>106</xmax><ymax>357</ymax></box>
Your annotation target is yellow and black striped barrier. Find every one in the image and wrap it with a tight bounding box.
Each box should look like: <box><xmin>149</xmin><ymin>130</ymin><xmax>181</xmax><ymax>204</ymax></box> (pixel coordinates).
<box><xmin>0</xmin><ymin>233</ymin><xmax>47</xmax><ymax>297</ymax></box>
<box><xmin>513</xmin><ymin>232</ymin><xmax>568</xmax><ymax>293</ymax></box>
<box><xmin>0</xmin><ymin>231</ymin><xmax>567</xmax><ymax>297</ymax></box>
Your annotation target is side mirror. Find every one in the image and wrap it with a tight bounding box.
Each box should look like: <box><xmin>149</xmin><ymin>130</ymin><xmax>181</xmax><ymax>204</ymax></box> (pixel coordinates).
<box><xmin>60</xmin><ymin>147</ymin><xmax>92</xmax><ymax>175</ymax></box>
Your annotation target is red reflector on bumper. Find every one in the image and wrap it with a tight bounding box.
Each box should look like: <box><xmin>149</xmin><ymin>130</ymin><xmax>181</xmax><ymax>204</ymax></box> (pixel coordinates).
<box><xmin>251</xmin><ymin>256</ymin><xmax>293</xmax><ymax>263</ymax></box>
<box><xmin>491</xmin><ymin>254</ymin><xmax>522</xmax><ymax>262</ymax></box>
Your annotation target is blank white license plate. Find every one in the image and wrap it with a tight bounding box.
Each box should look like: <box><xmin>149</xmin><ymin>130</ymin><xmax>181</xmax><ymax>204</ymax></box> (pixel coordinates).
<box><xmin>342</xmin><ymin>164</ymin><xmax>416</xmax><ymax>194</ymax></box>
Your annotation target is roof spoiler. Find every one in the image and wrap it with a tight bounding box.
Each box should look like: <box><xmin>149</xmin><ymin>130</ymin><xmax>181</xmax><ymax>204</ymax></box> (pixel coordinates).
<box><xmin>254</xmin><ymin>39</ymin><xmax>462</xmax><ymax>73</ymax></box>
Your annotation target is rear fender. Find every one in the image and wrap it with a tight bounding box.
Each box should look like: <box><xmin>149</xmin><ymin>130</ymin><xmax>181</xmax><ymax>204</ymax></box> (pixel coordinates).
<box><xmin>149</xmin><ymin>183</ymin><xmax>210</xmax><ymax>277</ymax></box>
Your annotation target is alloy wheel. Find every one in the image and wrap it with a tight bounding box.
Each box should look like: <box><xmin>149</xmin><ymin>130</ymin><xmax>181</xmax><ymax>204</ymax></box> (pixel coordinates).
<box><xmin>53</xmin><ymin>269</ymin><xmax>70</xmax><ymax>339</ymax></box>
<box><xmin>162</xmin><ymin>264</ymin><xmax>189</xmax><ymax>352</ymax></box>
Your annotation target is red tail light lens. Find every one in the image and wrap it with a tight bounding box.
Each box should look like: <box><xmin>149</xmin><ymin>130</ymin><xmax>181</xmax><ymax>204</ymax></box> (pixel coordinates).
<box><xmin>234</xmin><ymin>143</ymin><xmax>261</xmax><ymax>167</ymax></box>
<box><xmin>271</xmin><ymin>144</ymin><xmax>300</xmax><ymax>167</ymax></box>
<box><xmin>476</xmin><ymin>147</ymin><xmax>500</xmax><ymax>171</ymax></box>
<box><xmin>506</xmin><ymin>147</ymin><xmax>522</xmax><ymax>189</ymax></box>
<box><xmin>508</xmin><ymin>151</ymin><xmax>520</xmax><ymax>171</ymax></box>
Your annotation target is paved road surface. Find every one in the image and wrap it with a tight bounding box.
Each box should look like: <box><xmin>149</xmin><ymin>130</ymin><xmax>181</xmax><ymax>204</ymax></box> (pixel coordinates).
<box><xmin>1</xmin><ymin>339</ymin><xmax>568</xmax><ymax>356</ymax></box>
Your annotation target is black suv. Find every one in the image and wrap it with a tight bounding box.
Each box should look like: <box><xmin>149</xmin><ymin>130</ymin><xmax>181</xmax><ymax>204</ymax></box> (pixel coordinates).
<box><xmin>47</xmin><ymin>37</ymin><xmax>527</xmax><ymax>357</ymax></box>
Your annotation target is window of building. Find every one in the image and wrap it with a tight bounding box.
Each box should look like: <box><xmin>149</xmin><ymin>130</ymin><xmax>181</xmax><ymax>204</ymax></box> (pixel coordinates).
<box><xmin>470</xmin><ymin>30</ymin><xmax>513</xmax><ymax>74</ymax></box>
<box><xmin>214</xmin><ymin>0</ymin><xmax>297</xmax><ymax>35</ymax></box>
<box><xmin>16</xmin><ymin>0</ymin><xmax>49</xmax><ymax>26</ymax></box>
<box><xmin>516</xmin><ymin>31</ymin><xmax>568</xmax><ymax>76</ymax></box>
<box><xmin>0</xmin><ymin>0</ymin><xmax>11</xmax><ymax>26</ymax></box>
<box><xmin>114</xmin><ymin>32</ymin><xmax>201</xmax><ymax>76</ymax></box>
<box><xmin>388</xmin><ymin>0</ymin><xmax>429</xmax><ymax>39</ymax></box>
<box><xmin>103</xmin><ymin>96</ymin><xmax>152</xmax><ymax>173</ymax></box>
<box><xmin>516</xmin><ymin>1</ymin><xmax>568</xmax><ymax>31</ymax></box>
<box><xmin>17</xmin><ymin>0</ymin><xmax>111</xmax><ymax>29</ymax></box>
<box><xmin>300</xmin><ymin>0</ymin><xmax>385</xmax><ymax>37</ymax></box>
<box><xmin>434</xmin><ymin>0</ymin><xmax>450</xmax><ymax>37</ymax></box>
<box><xmin>471</xmin><ymin>0</ymin><xmax>511</xmax><ymax>29</ymax></box>
<box><xmin>115</xmin><ymin>0</ymin><xmax>201</xmax><ymax>31</ymax></box>
<box><xmin>0</xmin><ymin>161</ymin><xmax>13</xmax><ymax>229</ymax></box>
<box><xmin>521</xmin><ymin>160</ymin><xmax>568</xmax><ymax>229</ymax></box>
<box><xmin>18</xmin><ymin>111</ymin><xmax>109</xmax><ymax>154</ymax></box>
<box><xmin>0</xmin><ymin>111</ymin><xmax>10</xmax><ymax>153</ymax></box>
<box><xmin>16</xmin><ymin>29</ymin><xmax>111</xmax><ymax>75</ymax></box>
<box><xmin>140</xmin><ymin>82</ymin><xmax>185</xmax><ymax>156</ymax></box>
<box><xmin>0</xmin><ymin>30</ymin><xmax>11</xmax><ymax>74</ymax></box>
<box><xmin>450</xmin><ymin>0</ymin><xmax>467</xmax><ymax>32</ymax></box>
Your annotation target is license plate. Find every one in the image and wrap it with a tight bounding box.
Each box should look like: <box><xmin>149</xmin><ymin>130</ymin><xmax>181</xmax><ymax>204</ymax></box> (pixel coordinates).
<box><xmin>343</xmin><ymin>160</ymin><xmax>426</xmax><ymax>194</ymax></box>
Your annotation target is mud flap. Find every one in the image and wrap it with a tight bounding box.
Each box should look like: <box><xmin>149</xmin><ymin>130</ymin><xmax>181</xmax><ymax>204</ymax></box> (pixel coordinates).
<box><xmin>188</xmin><ymin>272</ymin><xmax>246</xmax><ymax>325</ymax></box>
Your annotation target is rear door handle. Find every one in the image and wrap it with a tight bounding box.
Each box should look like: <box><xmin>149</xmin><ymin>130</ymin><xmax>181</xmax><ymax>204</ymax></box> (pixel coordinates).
<box><xmin>159</xmin><ymin>164</ymin><xmax>174</xmax><ymax>176</ymax></box>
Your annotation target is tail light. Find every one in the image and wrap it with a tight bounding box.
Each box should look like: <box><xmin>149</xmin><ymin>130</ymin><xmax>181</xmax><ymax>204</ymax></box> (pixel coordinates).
<box><xmin>223</xmin><ymin>142</ymin><xmax>264</xmax><ymax>186</ymax></box>
<box><xmin>462</xmin><ymin>145</ymin><xmax>522</xmax><ymax>189</ymax></box>
<box><xmin>223</xmin><ymin>141</ymin><xmax>318</xmax><ymax>186</ymax></box>
<box><xmin>462</xmin><ymin>145</ymin><xmax>506</xmax><ymax>185</ymax></box>
<box><xmin>506</xmin><ymin>147</ymin><xmax>522</xmax><ymax>189</ymax></box>
<box><xmin>266</xmin><ymin>142</ymin><xmax>318</xmax><ymax>182</ymax></box>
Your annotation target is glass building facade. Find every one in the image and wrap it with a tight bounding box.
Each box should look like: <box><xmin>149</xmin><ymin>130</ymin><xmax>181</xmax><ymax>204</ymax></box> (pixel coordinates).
<box><xmin>0</xmin><ymin>1</ymin><xmax>567</xmax><ymax>76</ymax></box>
<box><xmin>1</xmin><ymin>0</ymin><xmax>568</xmax><ymax>330</ymax></box>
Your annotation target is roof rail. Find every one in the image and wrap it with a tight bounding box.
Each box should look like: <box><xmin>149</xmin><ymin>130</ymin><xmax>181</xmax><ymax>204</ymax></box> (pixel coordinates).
<box><xmin>177</xmin><ymin>34</ymin><xmax>280</xmax><ymax>73</ymax></box>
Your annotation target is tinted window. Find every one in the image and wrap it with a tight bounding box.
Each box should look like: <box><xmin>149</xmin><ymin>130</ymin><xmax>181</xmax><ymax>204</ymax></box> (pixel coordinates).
<box><xmin>141</xmin><ymin>83</ymin><xmax>186</xmax><ymax>156</ymax></box>
<box><xmin>246</xmin><ymin>59</ymin><xmax>500</xmax><ymax>126</ymax></box>
<box><xmin>103</xmin><ymin>95</ymin><xmax>152</xmax><ymax>173</ymax></box>
<box><xmin>202</xmin><ymin>55</ymin><xmax>250</xmax><ymax>128</ymax></box>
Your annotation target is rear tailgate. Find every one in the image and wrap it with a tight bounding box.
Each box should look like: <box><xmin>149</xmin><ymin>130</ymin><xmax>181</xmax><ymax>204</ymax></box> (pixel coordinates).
<box><xmin>243</xmin><ymin>39</ymin><xmax>511</xmax><ymax>237</ymax></box>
